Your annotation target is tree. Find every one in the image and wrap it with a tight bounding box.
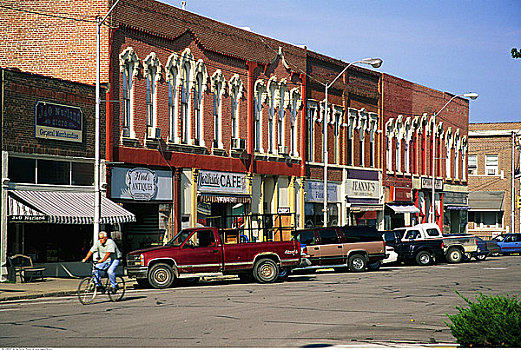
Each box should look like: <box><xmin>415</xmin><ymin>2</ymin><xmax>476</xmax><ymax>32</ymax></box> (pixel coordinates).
<box><xmin>512</xmin><ymin>48</ymin><xmax>521</xmax><ymax>59</ymax></box>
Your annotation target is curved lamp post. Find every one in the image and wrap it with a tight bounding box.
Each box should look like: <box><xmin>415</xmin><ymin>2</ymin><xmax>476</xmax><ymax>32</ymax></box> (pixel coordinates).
<box><xmin>430</xmin><ymin>92</ymin><xmax>478</xmax><ymax>226</ymax></box>
<box><xmin>323</xmin><ymin>58</ymin><xmax>383</xmax><ymax>227</ymax></box>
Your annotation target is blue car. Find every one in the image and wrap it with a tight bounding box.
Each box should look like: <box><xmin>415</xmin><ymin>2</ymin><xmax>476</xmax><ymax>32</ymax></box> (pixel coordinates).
<box><xmin>497</xmin><ymin>233</ymin><xmax>521</xmax><ymax>255</ymax></box>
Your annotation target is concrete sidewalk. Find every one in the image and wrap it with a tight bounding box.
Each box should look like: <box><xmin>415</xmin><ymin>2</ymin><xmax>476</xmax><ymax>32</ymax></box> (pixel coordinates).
<box><xmin>0</xmin><ymin>276</ymin><xmax>135</xmax><ymax>302</ymax></box>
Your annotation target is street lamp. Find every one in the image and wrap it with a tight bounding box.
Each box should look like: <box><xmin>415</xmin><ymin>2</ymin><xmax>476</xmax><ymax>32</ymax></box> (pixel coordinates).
<box><xmin>430</xmin><ymin>92</ymin><xmax>478</xmax><ymax>225</ymax></box>
<box><xmin>94</xmin><ymin>0</ymin><xmax>123</xmax><ymax>243</ymax></box>
<box><xmin>323</xmin><ymin>58</ymin><xmax>383</xmax><ymax>227</ymax></box>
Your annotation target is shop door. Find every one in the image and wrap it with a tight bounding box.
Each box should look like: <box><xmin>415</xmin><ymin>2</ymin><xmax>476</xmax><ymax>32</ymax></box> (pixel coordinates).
<box><xmin>177</xmin><ymin>229</ymin><xmax>222</xmax><ymax>273</ymax></box>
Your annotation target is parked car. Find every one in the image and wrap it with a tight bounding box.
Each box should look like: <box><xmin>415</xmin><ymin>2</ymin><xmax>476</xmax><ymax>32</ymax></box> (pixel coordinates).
<box><xmin>292</xmin><ymin>225</ymin><xmax>386</xmax><ymax>273</ymax></box>
<box><xmin>126</xmin><ymin>227</ymin><xmax>302</xmax><ymax>288</ymax></box>
<box><xmin>497</xmin><ymin>233</ymin><xmax>521</xmax><ymax>255</ymax></box>
<box><xmin>393</xmin><ymin>223</ymin><xmax>478</xmax><ymax>263</ymax></box>
<box><xmin>382</xmin><ymin>230</ymin><xmax>445</xmax><ymax>266</ymax></box>
<box><xmin>467</xmin><ymin>237</ymin><xmax>500</xmax><ymax>261</ymax></box>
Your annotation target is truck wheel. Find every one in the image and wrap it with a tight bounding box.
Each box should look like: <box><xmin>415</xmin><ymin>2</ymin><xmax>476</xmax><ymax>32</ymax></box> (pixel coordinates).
<box><xmin>253</xmin><ymin>258</ymin><xmax>279</xmax><ymax>283</ymax></box>
<box><xmin>475</xmin><ymin>254</ymin><xmax>487</xmax><ymax>261</ymax></box>
<box><xmin>446</xmin><ymin>247</ymin><xmax>463</xmax><ymax>264</ymax></box>
<box><xmin>148</xmin><ymin>263</ymin><xmax>174</xmax><ymax>289</ymax></box>
<box><xmin>415</xmin><ymin>251</ymin><xmax>432</xmax><ymax>266</ymax></box>
<box><xmin>348</xmin><ymin>254</ymin><xmax>367</xmax><ymax>272</ymax></box>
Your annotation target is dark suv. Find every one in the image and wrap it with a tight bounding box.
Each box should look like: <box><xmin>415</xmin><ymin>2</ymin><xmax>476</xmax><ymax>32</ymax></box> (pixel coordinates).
<box><xmin>292</xmin><ymin>226</ymin><xmax>386</xmax><ymax>272</ymax></box>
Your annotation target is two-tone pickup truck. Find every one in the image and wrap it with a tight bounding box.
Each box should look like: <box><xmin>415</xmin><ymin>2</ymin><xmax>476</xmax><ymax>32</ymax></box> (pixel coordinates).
<box><xmin>126</xmin><ymin>227</ymin><xmax>302</xmax><ymax>288</ymax></box>
<box><xmin>393</xmin><ymin>223</ymin><xmax>478</xmax><ymax>264</ymax></box>
<box><xmin>382</xmin><ymin>230</ymin><xmax>445</xmax><ymax>266</ymax></box>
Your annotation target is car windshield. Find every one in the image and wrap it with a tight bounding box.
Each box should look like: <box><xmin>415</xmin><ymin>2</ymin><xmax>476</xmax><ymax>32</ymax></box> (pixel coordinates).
<box><xmin>165</xmin><ymin>229</ymin><xmax>192</xmax><ymax>247</ymax></box>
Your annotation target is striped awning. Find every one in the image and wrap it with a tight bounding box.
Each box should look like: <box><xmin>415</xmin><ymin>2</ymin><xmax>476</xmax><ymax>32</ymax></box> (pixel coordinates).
<box><xmin>8</xmin><ymin>190</ymin><xmax>136</xmax><ymax>225</ymax></box>
<box><xmin>8</xmin><ymin>195</ymin><xmax>47</xmax><ymax>222</ymax></box>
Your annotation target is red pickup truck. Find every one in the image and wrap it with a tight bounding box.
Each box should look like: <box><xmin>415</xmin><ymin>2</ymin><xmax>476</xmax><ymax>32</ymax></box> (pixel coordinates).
<box><xmin>126</xmin><ymin>227</ymin><xmax>302</xmax><ymax>288</ymax></box>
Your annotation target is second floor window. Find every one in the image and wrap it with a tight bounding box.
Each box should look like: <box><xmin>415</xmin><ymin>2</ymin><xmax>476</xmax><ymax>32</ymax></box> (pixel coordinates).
<box><xmin>181</xmin><ymin>64</ymin><xmax>191</xmax><ymax>144</ymax></box>
<box><xmin>468</xmin><ymin>155</ymin><xmax>477</xmax><ymax>175</ymax></box>
<box><xmin>146</xmin><ymin>72</ymin><xmax>155</xmax><ymax>129</ymax></box>
<box><xmin>122</xmin><ymin>65</ymin><xmax>132</xmax><ymax>131</ymax></box>
<box><xmin>485</xmin><ymin>154</ymin><xmax>498</xmax><ymax>175</ymax></box>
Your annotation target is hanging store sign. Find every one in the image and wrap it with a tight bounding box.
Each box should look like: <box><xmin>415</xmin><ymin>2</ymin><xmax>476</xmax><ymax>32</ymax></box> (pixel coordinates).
<box><xmin>111</xmin><ymin>167</ymin><xmax>172</xmax><ymax>201</ymax></box>
<box><xmin>35</xmin><ymin>101</ymin><xmax>83</xmax><ymax>143</ymax></box>
<box><xmin>421</xmin><ymin>177</ymin><xmax>444</xmax><ymax>191</ymax></box>
<box><xmin>345</xmin><ymin>179</ymin><xmax>380</xmax><ymax>199</ymax></box>
<box><xmin>197</xmin><ymin>170</ymin><xmax>247</xmax><ymax>195</ymax></box>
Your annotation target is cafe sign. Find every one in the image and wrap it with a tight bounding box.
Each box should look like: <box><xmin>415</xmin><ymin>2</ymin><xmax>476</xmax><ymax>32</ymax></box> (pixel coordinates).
<box><xmin>197</xmin><ymin>170</ymin><xmax>247</xmax><ymax>195</ymax></box>
<box><xmin>35</xmin><ymin>101</ymin><xmax>83</xmax><ymax>143</ymax></box>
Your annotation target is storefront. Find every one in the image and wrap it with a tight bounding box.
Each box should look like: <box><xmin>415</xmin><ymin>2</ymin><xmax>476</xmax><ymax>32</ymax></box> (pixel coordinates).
<box><xmin>304</xmin><ymin>180</ymin><xmax>341</xmax><ymax>228</ymax></box>
<box><xmin>384</xmin><ymin>186</ymin><xmax>419</xmax><ymax>230</ymax></box>
<box><xmin>413</xmin><ymin>177</ymin><xmax>444</xmax><ymax>226</ymax></box>
<box><xmin>110</xmin><ymin>167</ymin><xmax>172</xmax><ymax>252</ymax></box>
<box><xmin>196</xmin><ymin>169</ymin><xmax>250</xmax><ymax>229</ymax></box>
<box><xmin>345</xmin><ymin>169</ymin><xmax>383</xmax><ymax>228</ymax></box>
<box><xmin>443</xmin><ymin>191</ymin><xmax>469</xmax><ymax>234</ymax></box>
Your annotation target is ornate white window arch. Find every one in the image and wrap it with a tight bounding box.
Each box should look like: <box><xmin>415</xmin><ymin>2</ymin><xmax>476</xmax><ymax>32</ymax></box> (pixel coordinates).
<box><xmin>394</xmin><ymin>115</ymin><xmax>404</xmax><ymax>173</ymax></box>
<box><xmin>166</xmin><ymin>52</ymin><xmax>180</xmax><ymax>143</ymax></box>
<box><xmin>307</xmin><ymin>100</ymin><xmax>319</xmax><ymax>162</ymax></box>
<box><xmin>461</xmin><ymin>136</ymin><xmax>468</xmax><ymax>181</ymax></box>
<box><xmin>454</xmin><ymin>129</ymin><xmax>461</xmax><ymax>180</ymax></box>
<box><xmin>267</xmin><ymin>76</ymin><xmax>278</xmax><ymax>153</ymax></box>
<box><xmin>143</xmin><ymin>52</ymin><xmax>162</xmax><ymax>137</ymax></box>
<box><xmin>368</xmin><ymin>112</ymin><xmax>378</xmax><ymax>168</ymax></box>
<box><xmin>289</xmin><ymin>88</ymin><xmax>302</xmax><ymax>157</ymax></box>
<box><xmin>119</xmin><ymin>47</ymin><xmax>140</xmax><ymax>139</ymax></box>
<box><xmin>346</xmin><ymin>108</ymin><xmax>358</xmax><ymax>166</ymax></box>
<box><xmin>404</xmin><ymin>117</ymin><xmax>413</xmax><ymax>174</ymax></box>
<box><xmin>445</xmin><ymin>127</ymin><xmax>453</xmax><ymax>179</ymax></box>
<box><xmin>385</xmin><ymin>118</ymin><xmax>395</xmax><ymax>172</ymax></box>
<box><xmin>211</xmin><ymin>69</ymin><xmax>226</xmax><ymax>149</ymax></box>
<box><xmin>194</xmin><ymin>59</ymin><xmax>208</xmax><ymax>146</ymax></box>
<box><xmin>358</xmin><ymin>109</ymin><xmax>368</xmax><ymax>167</ymax></box>
<box><xmin>277</xmin><ymin>79</ymin><xmax>289</xmax><ymax>153</ymax></box>
<box><xmin>228</xmin><ymin>74</ymin><xmax>244</xmax><ymax>141</ymax></box>
<box><xmin>179</xmin><ymin>49</ymin><xmax>195</xmax><ymax>145</ymax></box>
<box><xmin>332</xmin><ymin>105</ymin><xmax>344</xmax><ymax>164</ymax></box>
<box><xmin>254</xmin><ymin>79</ymin><xmax>267</xmax><ymax>153</ymax></box>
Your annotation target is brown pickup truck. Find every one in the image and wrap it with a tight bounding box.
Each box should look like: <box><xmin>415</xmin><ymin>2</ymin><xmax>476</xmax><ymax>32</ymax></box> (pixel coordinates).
<box><xmin>292</xmin><ymin>225</ymin><xmax>386</xmax><ymax>272</ymax></box>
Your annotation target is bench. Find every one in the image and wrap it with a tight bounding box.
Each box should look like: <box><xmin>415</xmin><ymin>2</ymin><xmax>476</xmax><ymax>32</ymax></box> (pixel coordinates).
<box><xmin>8</xmin><ymin>254</ymin><xmax>46</xmax><ymax>282</ymax></box>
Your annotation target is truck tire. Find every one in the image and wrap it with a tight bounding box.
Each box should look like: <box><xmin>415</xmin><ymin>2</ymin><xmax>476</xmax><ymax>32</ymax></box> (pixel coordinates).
<box><xmin>348</xmin><ymin>254</ymin><xmax>367</xmax><ymax>272</ymax></box>
<box><xmin>446</xmin><ymin>247</ymin><xmax>463</xmax><ymax>264</ymax></box>
<box><xmin>368</xmin><ymin>260</ymin><xmax>381</xmax><ymax>270</ymax></box>
<box><xmin>148</xmin><ymin>263</ymin><xmax>175</xmax><ymax>289</ymax></box>
<box><xmin>415</xmin><ymin>251</ymin><xmax>433</xmax><ymax>266</ymax></box>
<box><xmin>253</xmin><ymin>258</ymin><xmax>279</xmax><ymax>283</ymax></box>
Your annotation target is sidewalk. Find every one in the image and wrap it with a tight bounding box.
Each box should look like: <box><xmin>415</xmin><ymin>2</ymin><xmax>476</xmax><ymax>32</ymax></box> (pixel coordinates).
<box><xmin>0</xmin><ymin>277</ymin><xmax>135</xmax><ymax>302</ymax></box>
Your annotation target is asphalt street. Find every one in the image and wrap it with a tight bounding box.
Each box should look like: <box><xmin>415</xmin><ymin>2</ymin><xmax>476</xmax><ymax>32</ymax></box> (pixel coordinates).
<box><xmin>1</xmin><ymin>255</ymin><xmax>520</xmax><ymax>348</ymax></box>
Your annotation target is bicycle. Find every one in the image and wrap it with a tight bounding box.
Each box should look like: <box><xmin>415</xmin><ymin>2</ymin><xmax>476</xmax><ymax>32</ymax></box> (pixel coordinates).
<box><xmin>77</xmin><ymin>262</ymin><xmax>126</xmax><ymax>305</ymax></box>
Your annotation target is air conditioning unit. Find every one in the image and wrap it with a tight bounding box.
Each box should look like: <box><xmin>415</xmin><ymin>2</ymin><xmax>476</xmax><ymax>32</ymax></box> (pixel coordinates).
<box><xmin>121</xmin><ymin>127</ymin><xmax>130</xmax><ymax>138</ymax></box>
<box><xmin>278</xmin><ymin>145</ymin><xmax>288</xmax><ymax>155</ymax></box>
<box><xmin>146</xmin><ymin>127</ymin><xmax>161</xmax><ymax>139</ymax></box>
<box><xmin>231</xmin><ymin>137</ymin><xmax>246</xmax><ymax>150</ymax></box>
<box><xmin>487</xmin><ymin>168</ymin><xmax>496</xmax><ymax>176</ymax></box>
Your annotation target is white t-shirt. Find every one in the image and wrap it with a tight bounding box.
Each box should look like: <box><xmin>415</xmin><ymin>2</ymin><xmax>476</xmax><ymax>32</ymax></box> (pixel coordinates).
<box><xmin>90</xmin><ymin>238</ymin><xmax>122</xmax><ymax>260</ymax></box>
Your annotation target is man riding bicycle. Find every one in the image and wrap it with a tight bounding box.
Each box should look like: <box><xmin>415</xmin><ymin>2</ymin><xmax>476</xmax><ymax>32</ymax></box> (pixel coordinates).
<box><xmin>82</xmin><ymin>231</ymin><xmax>122</xmax><ymax>292</ymax></box>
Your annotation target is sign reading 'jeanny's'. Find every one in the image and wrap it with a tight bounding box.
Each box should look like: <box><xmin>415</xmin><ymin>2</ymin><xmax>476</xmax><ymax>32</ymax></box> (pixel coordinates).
<box><xmin>345</xmin><ymin>179</ymin><xmax>380</xmax><ymax>199</ymax></box>
<box><xmin>35</xmin><ymin>101</ymin><xmax>83</xmax><ymax>143</ymax></box>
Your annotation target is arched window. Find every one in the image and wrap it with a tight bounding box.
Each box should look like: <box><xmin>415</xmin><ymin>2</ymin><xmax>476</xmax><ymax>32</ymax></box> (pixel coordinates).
<box><xmin>307</xmin><ymin>101</ymin><xmax>319</xmax><ymax>162</ymax></box>
<box><xmin>143</xmin><ymin>53</ymin><xmax>162</xmax><ymax>138</ymax></box>
<box><xmin>267</xmin><ymin>77</ymin><xmax>278</xmax><ymax>154</ymax></box>
<box><xmin>254</xmin><ymin>80</ymin><xmax>266</xmax><ymax>153</ymax></box>
<box><xmin>180</xmin><ymin>63</ymin><xmax>191</xmax><ymax>144</ymax></box>
<box><xmin>211</xmin><ymin>70</ymin><xmax>226</xmax><ymax>149</ymax></box>
<box><xmin>119</xmin><ymin>47</ymin><xmax>139</xmax><ymax>138</ymax></box>
<box><xmin>348</xmin><ymin>108</ymin><xmax>358</xmax><ymax>167</ymax></box>
<box><xmin>166</xmin><ymin>53</ymin><xmax>180</xmax><ymax>143</ymax></box>
<box><xmin>194</xmin><ymin>60</ymin><xmax>208</xmax><ymax>146</ymax></box>
<box><xmin>229</xmin><ymin>74</ymin><xmax>244</xmax><ymax>141</ymax></box>
<box><xmin>289</xmin><ymin>88</ymin><xmax>302</xmax><ymax>157</ymax></box>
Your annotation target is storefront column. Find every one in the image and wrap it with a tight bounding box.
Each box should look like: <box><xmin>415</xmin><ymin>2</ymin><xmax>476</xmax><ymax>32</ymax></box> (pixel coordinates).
<box><xmin>289</xmin><ymin>176</ymin><xmax>295</xmax><ymax>228</ymax></box>
<box><xmin>191</xmin><ymin>169</ymin><xmax>199</xmax><ymax>227</ymax></box>
<box><xmin>1</xmin><ymin>151</ymin><xmax>8</xmax><ymax>281</ymax></box>
<box><xmin>173</xmin><ymin>169</ymin><xmax>182</xmax><ymax>235</ymax></box>
<box><xmin>299</xmin><ymin>177</ymin><xmax>306</xmax><ymax>229</ymax></box>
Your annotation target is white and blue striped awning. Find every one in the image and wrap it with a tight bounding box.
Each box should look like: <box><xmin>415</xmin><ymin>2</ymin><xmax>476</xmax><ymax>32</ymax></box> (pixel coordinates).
<box><xmin>8</xmin><ymin>190</ymin><xmax>136</xmax><ymax>225</ymax></box>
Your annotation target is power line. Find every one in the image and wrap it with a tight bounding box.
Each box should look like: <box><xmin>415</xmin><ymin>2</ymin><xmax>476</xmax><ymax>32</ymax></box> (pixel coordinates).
<box><xmin>0</xmin><ymin>3</ymin><xmax>96</xmax><ymax>23</ymax></box>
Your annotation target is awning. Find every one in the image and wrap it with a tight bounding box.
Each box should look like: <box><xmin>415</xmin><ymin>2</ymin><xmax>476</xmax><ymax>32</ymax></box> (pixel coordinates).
<box><xmin>8</xmin><ymin>196</ymin><xmax>47</xmax><ymax>222</ymax></box>
<box><xmin>446</xmin><ymin>205</ymin><xmax>470</xmax><ymax>210</ymax></box>
<box><xmin>349</xmin><ymin>205</ymin><xmax>384</xmax><ymax>212</ymax></box>
<box><xmin>8</xmin><ymin>190</ymin><xmax>136</xmax><ymax>224</ymax></box>
<box><xmin>468</xmin><ymin>191</ymin><xmax>504</xmax><ymax>211</ymax></box>
<box><xmin>387</xmin><ymin>204</ymin><xmax>420</xmax><ymax>214</ymax></box>
<box><xmin>198</xmin><ymin>194</ymin><xmax>251</xmax><ymax>204</ymax></box>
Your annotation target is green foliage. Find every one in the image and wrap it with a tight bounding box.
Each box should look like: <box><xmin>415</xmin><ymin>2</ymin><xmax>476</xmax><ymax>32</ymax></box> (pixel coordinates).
<box><xmin>512</xmin><ymin>48</ymin><xmax>521</xmax><ymax>59</ymax></box>
<box><xmin>446</xmin><ymin>292</ymin><xmax>521</xmax><ymax>347</ymax></box>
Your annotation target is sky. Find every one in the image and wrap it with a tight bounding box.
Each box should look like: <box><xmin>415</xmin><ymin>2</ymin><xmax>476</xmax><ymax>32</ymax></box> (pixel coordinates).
<box><xmin>162</xmin><ymin>0</ymin><xmax>520</xmax><ymax>124</ymax></box>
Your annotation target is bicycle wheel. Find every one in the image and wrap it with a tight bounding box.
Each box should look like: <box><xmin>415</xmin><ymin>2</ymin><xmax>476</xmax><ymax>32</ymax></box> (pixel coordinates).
<box><xmin>108</xmin><ymin>276</ymin><xmax>126</xmax><ymax>302</ymax></box>
<box><xmin>78</xmin><ymin>277</ymin><xmax>97</xmax><ymax>305</ymax></box>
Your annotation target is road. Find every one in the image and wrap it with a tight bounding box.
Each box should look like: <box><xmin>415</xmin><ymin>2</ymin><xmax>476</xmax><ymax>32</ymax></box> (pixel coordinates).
<box><xmin>1</xmin><ymin>255</ymin><xmax>520</xmax><ymax>348</ymax></box>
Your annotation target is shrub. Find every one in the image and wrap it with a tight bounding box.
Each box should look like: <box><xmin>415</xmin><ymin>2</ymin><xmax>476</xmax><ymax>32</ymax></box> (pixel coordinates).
<box><xmin>446</xmin><ymin>292</ymin><xmax>521</xmax><ymax>347</ymax></box>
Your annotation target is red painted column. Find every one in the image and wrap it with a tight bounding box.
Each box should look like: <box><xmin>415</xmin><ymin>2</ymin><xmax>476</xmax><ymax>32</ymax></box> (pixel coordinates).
<box><xmin>300</xmin><ymin>73</ymin><xmax>307</xmax><ymax>178</ymax></box>
<box><xmin>246</xmin><ymin>61</ymin><xmax>257</xmax><ymax>173</ymax></box>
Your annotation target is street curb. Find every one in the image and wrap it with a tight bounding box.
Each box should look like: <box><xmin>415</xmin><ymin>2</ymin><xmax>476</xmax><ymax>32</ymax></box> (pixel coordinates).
<box><xmin>0</xmin><ymin>290</ymin><xmax>78</xmax><ymax>302</ymax></box>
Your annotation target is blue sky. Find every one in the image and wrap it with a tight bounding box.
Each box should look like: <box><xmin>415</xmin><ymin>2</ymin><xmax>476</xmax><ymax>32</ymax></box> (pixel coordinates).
<box><xmin>162</xmin><ymin>0</ymin><xmax>520</xmax><ymax>123</ymax></box>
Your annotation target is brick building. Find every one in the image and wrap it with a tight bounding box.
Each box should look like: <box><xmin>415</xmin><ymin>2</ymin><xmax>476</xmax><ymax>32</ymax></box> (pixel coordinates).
<box><xmin>382</xmin><ymin>74</ymin><xmax>471</xmax><ymax>233</ymax></box>
<box><xmin>0</xmin><ymin>68</ymin><xmax>134</xmax><ymax>279</ymax></box>
<box><xmin>467</xmin><ymin>122</ymin><xmax>521</xmax><ymax>238</ymax></box>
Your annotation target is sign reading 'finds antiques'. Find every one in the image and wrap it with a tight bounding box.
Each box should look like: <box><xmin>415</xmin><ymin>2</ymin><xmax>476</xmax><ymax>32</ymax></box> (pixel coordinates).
<box><xmin>35</xmin><ymin>101</ymin><xmax>83</xmax><ymax>143</ymax></box>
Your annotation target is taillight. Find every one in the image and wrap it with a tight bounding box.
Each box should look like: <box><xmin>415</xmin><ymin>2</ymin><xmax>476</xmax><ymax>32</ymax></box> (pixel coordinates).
<box><xmin>441</xmin><ymin>242</ymin><xmax>444</xmax><ymax>249</ymax></box>
<box><xmin>303</xmin><ymin>246</ymin><xmax>308</xmax><ymax>255</ymax></box>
